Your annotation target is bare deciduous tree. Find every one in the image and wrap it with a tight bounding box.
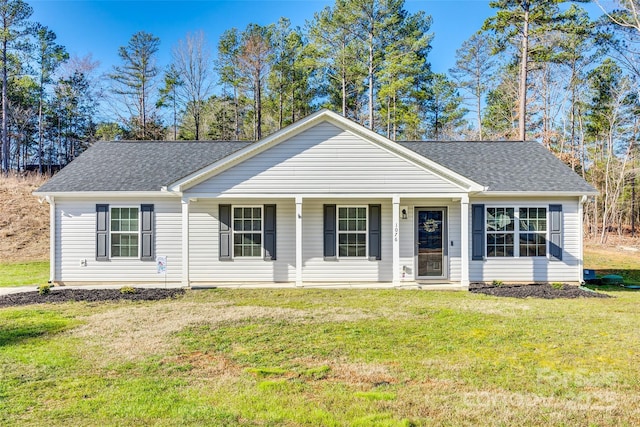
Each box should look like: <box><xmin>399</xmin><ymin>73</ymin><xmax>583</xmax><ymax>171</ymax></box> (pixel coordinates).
<box><xmin>172</xmin><ymin>31</ymin><xmax>213</xmax><ymax>140</ymax></box>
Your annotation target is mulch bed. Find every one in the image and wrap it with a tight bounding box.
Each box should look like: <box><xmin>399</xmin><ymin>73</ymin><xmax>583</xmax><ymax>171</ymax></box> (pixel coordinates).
<box><xmin>0</xmin><ymin>284</ymin><xmax>610</xmax><ymax>308</ymax></box>
<box><xmin>469</xmin><ymin>283</ymin><xmax>611</xmax><ymax>299</ymax></box>
<box><xmin>0</xmin><ymin>288</ymin><xmax>185</xmax><ymax>308</ymax></box>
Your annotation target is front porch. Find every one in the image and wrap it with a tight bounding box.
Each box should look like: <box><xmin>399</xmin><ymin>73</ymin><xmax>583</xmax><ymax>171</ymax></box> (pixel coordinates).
<box><xmin>180</xmin><ymin>193</ymin><xmax>472</xmax><ymax>288</ymax></box>
<box><xmin>190</xmin><ymin>282</ymin><xmax>469</xmax><ymax>290</ymax></box>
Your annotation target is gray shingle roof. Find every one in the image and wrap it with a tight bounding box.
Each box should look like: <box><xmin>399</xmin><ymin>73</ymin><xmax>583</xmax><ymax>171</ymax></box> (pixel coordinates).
<box><xmin>399</xmin><ymin>140</ymin><xmax>596</xmax><ymax>193</ymax></box>
<box><xmin>36</xmin><ymin>138</ymin><xmax>595</xmax><ymax>194</ymax></box>
<box><xmin>36</xmin><ymin>141</ymin><xmax>251</xmax><ymax>192</ymax></box>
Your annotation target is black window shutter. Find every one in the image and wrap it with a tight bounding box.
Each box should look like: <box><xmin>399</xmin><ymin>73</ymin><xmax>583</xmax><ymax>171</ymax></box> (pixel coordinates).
<box><xmin>96</xmin><ymin>204</ymin><xmax>109</xmax><ymax>261</ymax></box>
<box><xmin>368</xmin><ymin>204</ymin><xmax>381</xmax><ymax>260</ymax></box>
<box><xmin>549</xmin><ymin>204</ymin><xmax>563</xmax><ymax>260</ymax></box>
<box><xmin>471</xmin><ymin>204</ymin><xmax>485</xmax><ymax>261</ymax></box>
<box><xmin>323</xmin><ymin>204</ymin><xmax>337</xmax><ymax>259</ymax></box>
<box><xmin>263</xmin><ymin>204</ymin><xmax>276</xmax><ymax>261</ymax></box>
<box><xmin>219</xmin><ymin>204</ymin><xmax>232</xmax><ymax>260</ymax></box>
<box><xmin>140</xmin><ymin>204</ymin><xmax>154</xmax><ymax>261</ymax></box>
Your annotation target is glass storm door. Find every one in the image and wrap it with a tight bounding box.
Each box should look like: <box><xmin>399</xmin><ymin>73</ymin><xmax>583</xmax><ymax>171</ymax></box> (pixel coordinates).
<box><xmin>416</xmin><ymin>209</ymin><xmax>446</xmax><ymax>279</ymax></box>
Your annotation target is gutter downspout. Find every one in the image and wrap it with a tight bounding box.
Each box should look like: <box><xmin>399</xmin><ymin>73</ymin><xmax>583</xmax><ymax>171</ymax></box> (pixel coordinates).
<box><xmin>578</xmin><ymin>195</ymin><xmax>587</xmax><ymax>283</ymax></box>
<box><xmin>46</xmin><ymin>196</ymin><xmax>55</xmax><ymax>284</ymax></box>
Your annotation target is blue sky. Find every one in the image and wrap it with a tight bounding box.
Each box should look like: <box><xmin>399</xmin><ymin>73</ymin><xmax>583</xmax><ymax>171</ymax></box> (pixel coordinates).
<box><xmin>31</xmin><ymin>0</ymin><xmax>498</xmax><ymax>77</ymax></box>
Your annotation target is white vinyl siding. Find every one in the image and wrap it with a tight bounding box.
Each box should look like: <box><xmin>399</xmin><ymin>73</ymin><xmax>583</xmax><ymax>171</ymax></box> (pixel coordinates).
<box><xmin>189</xmin><ymin>198</ymin><xmax>463</xmax><ymax>284</ymax></box>
<box><xmin>188</xmin><ymin>199</ymin><xmax>295</xmax><ymax>283</ymax></box>
<box><xmin>54</xmin><ymin>198</ymin><xmax>182</xmax><ymax>283</ymax></box>
<box><xmin>302</xmin><ymin>199</ymin><xmax>393</xmax><ymax>282</ymax></box>
<box><xmin>188</xmin><ymin>122</ymin><xmax>462</xmax><ymax>195</ymax></box>
<box><xmin>469</xmin><ymin>198</ymin><xmax>581</xmax><ymax>283</ymax></box>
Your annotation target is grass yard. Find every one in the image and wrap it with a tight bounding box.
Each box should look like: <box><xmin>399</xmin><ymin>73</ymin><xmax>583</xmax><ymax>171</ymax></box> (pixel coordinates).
<box><xmin>0</xmin><ymin>261</ymin><xmax>49</xmax><ymax>287</ymax></box>
<box><xmin>1</xmin><ymin>288</ymin><xmax>639</xmax><ymax>426</ymax></box>
<box><xmin>584</xmin><ymin>243</ymin><xmax>640</xmax><ymax>285</ymax></box>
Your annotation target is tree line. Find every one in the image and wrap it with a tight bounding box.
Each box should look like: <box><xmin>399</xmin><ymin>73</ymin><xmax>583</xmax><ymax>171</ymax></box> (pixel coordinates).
<box><xmin>0</xmin><ymin>0</ymin><xmax>638</xmax><ymax>241</ymax></box>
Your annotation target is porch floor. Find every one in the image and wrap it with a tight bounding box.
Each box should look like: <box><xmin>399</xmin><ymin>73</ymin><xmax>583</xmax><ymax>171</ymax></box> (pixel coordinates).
<box><xmin>190</xmin><ymin>282</ymin><xmax>468</xmax><ymax>291</ymax></box>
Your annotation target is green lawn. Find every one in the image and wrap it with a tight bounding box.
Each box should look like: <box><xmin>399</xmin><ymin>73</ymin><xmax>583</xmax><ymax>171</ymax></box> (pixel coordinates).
<box><xmin>584</xmin><ymin>243</ymin><xmax>640</xmax><ymax>285</ymax></box>
<box><xmin>0</xmin><ymin>261</ymin><xmax>48</xmax><ymax>287</ymax></box>
<box><xmin>1</xmin><ymin>288</ymin><xmax>639</xmax><ymax>426</ymax></box>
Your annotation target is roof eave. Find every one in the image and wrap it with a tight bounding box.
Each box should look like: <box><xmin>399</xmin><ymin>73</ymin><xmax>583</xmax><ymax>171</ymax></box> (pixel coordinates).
<box><xmin>477</xmin><ymin>190</ymin><xmax>598</xmax><ymax>198</ymax></box>
<box><xmin>32</xmin><ymin>190</ymin><xmax>181</xmax><ymax>198</ymax></box>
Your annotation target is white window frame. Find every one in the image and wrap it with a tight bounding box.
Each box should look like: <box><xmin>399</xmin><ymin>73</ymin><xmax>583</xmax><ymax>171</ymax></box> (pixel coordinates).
<box><xmin>232</xmin><ymin>205</ymin><xmax>263</xmax><ymax>258</ymax></box>
<box><xmin>109</xmin><ymin>206</ymin><xmax>141</xmax><ymax>259</ymax></box>
<box><xmin>337</xmin><ymin>205</ymin><xmax>368</xmax><ymax>259</ymax></box>
<box><xmin>485</xmin><ymin>205</ymin><xmax>549</xmax><ymax>258</ymax></box>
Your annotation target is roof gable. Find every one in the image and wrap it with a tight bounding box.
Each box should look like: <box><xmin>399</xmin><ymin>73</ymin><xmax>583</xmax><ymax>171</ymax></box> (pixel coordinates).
<box><xmin>186</xmin><ymin>121</ymin><xmax>469</xmax><ymax>195</ymax></box>
<box><xmin>171</xmin><ymin>109</ymin><xmax>482</xmax><ymax>193</ymax></box>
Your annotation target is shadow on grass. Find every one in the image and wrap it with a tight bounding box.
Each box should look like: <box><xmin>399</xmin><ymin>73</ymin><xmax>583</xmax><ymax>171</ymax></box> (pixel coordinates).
<box><xmin>583</xmin><ymin>283</ymin><xmax>640</xmax><ymax>293</ymax></box>
<box><xmin>591</xmin><ymin>269</ymin><xmax>640</xmax><ymax>285</ymax></box>
<box><xmin>0</xmin><ymin>321</ymin><xmax>69</xmax><ymax>348</ymax></box>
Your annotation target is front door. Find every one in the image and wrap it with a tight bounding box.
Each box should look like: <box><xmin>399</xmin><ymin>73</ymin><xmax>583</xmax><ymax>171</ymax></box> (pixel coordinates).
<box><xmin>416</xmin><ymin>208</ymin><xmax>447</xmax><ymax>279</ymax></box>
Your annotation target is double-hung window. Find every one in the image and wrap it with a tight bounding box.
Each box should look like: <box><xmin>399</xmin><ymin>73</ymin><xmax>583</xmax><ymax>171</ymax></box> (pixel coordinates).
<box><xmin>486</xmin><ymin>207</ymin><xmax>515</xmax><ymax>257</ymax></box>
<box><xmin>338</xmin><ymin>206</ymin><xmax>367</xmax><ymax>257</ymax></box>
<box><xmin>486</xmin><ymin>206</ymin><xmax>547</xmax><ymax>258</ymax></box>
<box><xmin>233</xmin><ymin>207</ymin><xmax>262</xmax><ymax>257</ymax></box>
<box><xmin>110</xmin><ymin>207</ymin><xmax>139</xmax><ymax>258</ymax></box>
<box><xmin>518</xmin><ymin>207</ymin><xmax>547</xmax><ymax>256</ymax></box>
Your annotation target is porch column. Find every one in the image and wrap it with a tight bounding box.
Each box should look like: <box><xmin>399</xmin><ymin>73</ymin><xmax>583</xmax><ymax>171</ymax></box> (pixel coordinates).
<box><xmin>181</xmin><ymin>197</ymin><xmax>190</xmax><ymax>287</ymax></box>
<box><xmin>295</xmin><ymin>196</ymin><xmax>303</xmax><ymax>287</ymax></box>
<box><xmin>392</xmin><ymin>195</ymin><xmax>400</xmax><ymax>286</ymax></box>
<box><xmin>460</xmin><ymin>195</ymin><xmax>470</xmax><ymax>287</ymax></box>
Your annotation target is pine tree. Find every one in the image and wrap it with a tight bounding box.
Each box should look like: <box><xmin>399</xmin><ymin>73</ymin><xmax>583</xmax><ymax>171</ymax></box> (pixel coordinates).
<box><xmin>109</xmin><ymin>31</ymin><xmax>161</xmax><ymax>140</ymax></box>
<box><xmin>422</xmin><ymin>73</ymin><xmax>467</xmax><ymax>140</ymax></box>
<box><xmin>157</xmin><ymin>65</ymin><xmax>183</xmax><ymax>140</ymax></box>
<box><xmin>450</xmin><ymin>32</ymin><xmax>496</xmax><ymax>140</ymax></box>
<box><xmin>483</xmin><ymin>0</ymin><xmax>589</xmax><ymax>140</ymax></box>
<box><xmin>34</xmin><ymin>24</ymin><xmax>68</xmax><ymax>173</ymax></box>
<box><xmin>0</xmin><ymin>0</ymin><xmax>32</xmax><ymax>173</ymax></box>
<box><xmin>216</xmin><ymin>28</ymin><xmax>244</xmax><ymax>140</ymax></box>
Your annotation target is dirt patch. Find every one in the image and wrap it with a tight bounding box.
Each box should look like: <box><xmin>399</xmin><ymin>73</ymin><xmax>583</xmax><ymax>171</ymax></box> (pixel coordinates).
<box><xmin>0</xmin><ymin>288</ymin><xmax>185</xmax><ymax>308</ymax></box>
<box><xmin>0</xmin><ymin>175</ymin><xmax>50</xmax><ymax>262</ymax></box>
<box><xmin>470</xmin><ymin>283</ymin><xmax>611</xmax><ymax>299</ymax></box>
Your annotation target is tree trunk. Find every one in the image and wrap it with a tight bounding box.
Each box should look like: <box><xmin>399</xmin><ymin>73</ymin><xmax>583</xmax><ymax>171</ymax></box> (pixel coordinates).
<box><xmin>386</xmin><ymin>96</ymin><xmax>391</xmax><ymax>139</ymax></box>
<box><xmin>341</xmin><ymin>40</ymin><xmax>347</xmax><ymax>117</ymax></box>
<box><xmin>368</xmin><ymin>30</ymin><xmax>374</xmax><ymax>130</ymax></box>
<box><xmin>2</xmin><ymin>36</ymin><xmax>8</xmax><ymax>174</ymax></box>
<box><xmin>518</xmin><ymin>2</ymin><xmax>530</xmax><ymax>141</ymax></box>
<box><xmin>477</xmin><ymin>81</ymin><xmax>483</xmax><ymax>140</ymax></box>
<box><xmin>173</xmin><ymin>87</ymin><xmax>177</xmax><ymax>140</ymax></box>
<box><xmin>256</xmin><ymin>71</ymin><xmax>262</xmax><ymax>140</ymax></box>
<box><xmin>233</xmin><ymin>85</ymin><xmax>239</xmax><ymax>140</ymax></box>
<box><xmin>38</xmin><ymin>84</ymin><xmax>44</xmax><ymax>174</ymax></box>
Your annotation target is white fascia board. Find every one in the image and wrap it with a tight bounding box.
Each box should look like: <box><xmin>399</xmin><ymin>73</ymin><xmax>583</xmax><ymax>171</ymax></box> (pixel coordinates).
<box><xmin>169</xmin><ymin>109</ymin><xmax>484</xmax><ymax>193</ymax></box>
<box><xmin>32</xmin><ymin>191</ymin><xmax>181</xmax><ymax>199</ymax></box>
<box><xmin>476</xmin><ymin>191</ymin><xmax>599</xmax><ymax>198</ymax></box>
<box><xmin>184</xmin><ymin>192</ymin><xmax>471</xmax><ymax>199</ymax></box>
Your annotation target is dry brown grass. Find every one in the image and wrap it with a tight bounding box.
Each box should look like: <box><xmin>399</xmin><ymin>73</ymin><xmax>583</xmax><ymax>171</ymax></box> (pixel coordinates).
<box><xmin>71</xmin><ymin>301</ymin><xmax>309</xmax><ymax>364</ymax></box>
<box><xmin>0</xmin><ymin>174</ymin><xmax>49</xmax><ymax>262</ymax></box>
